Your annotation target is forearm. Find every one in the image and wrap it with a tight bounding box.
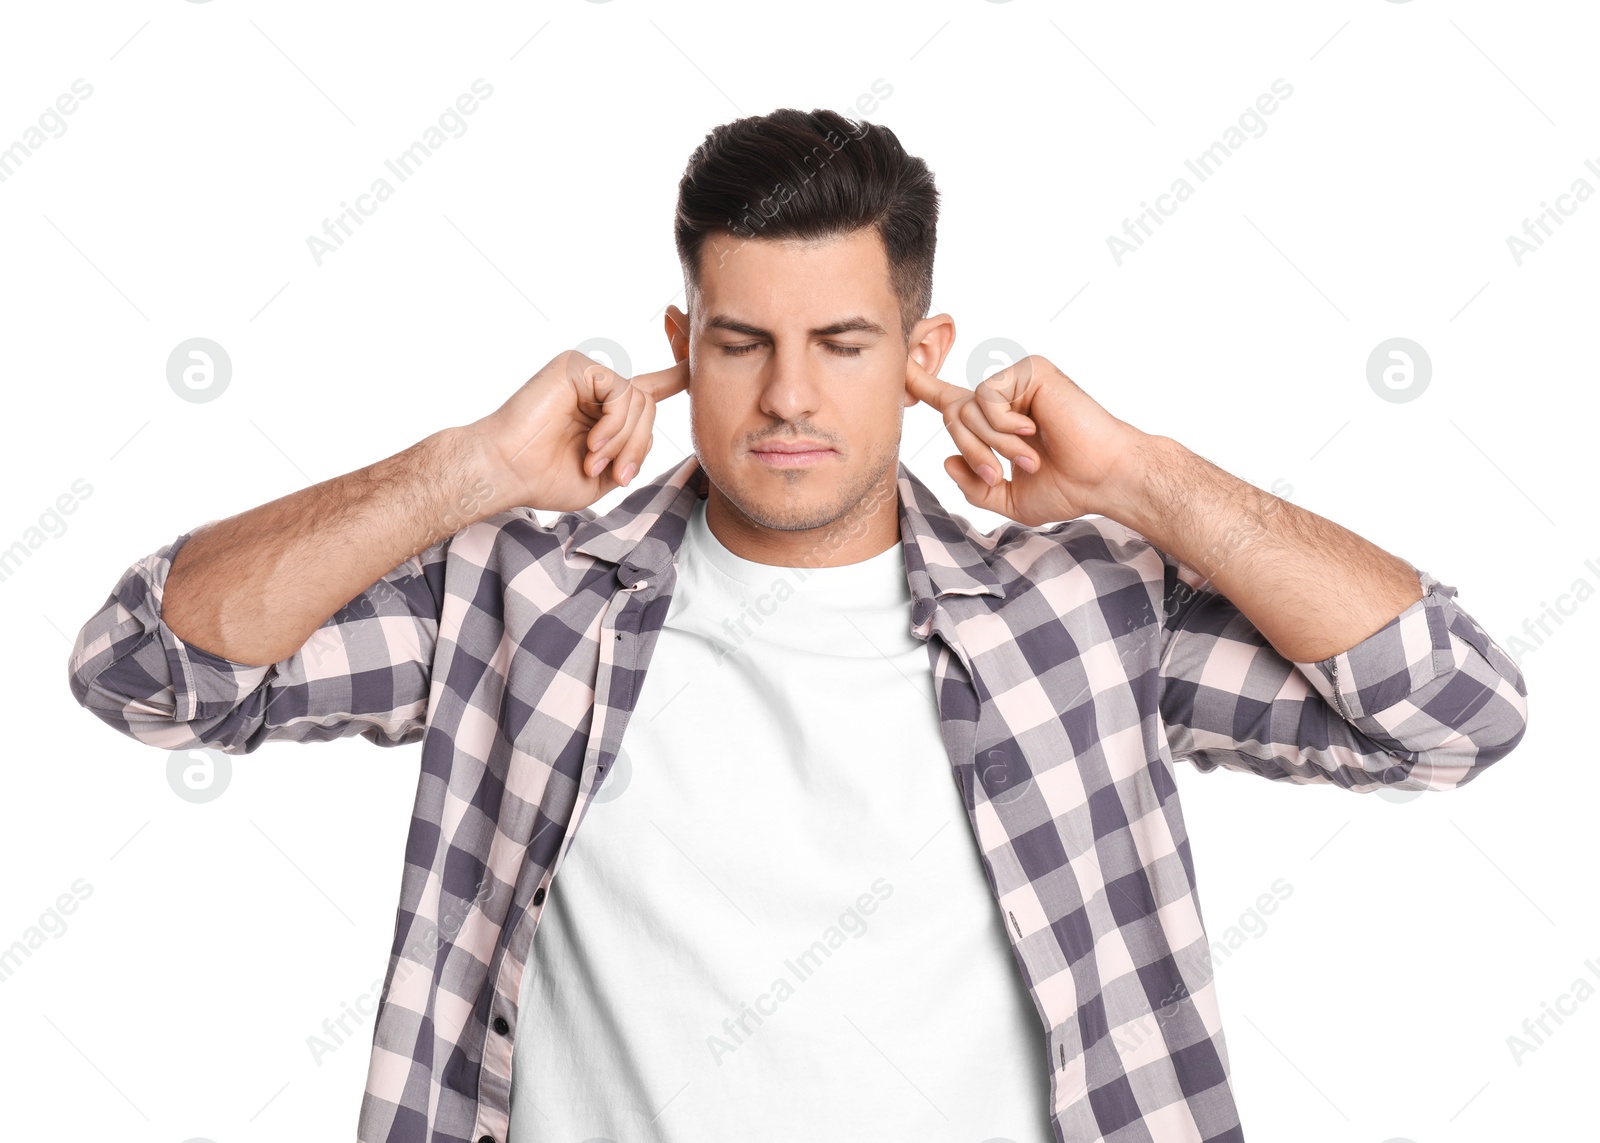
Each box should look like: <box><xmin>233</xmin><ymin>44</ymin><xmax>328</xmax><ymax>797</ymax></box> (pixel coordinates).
<box><xmin>163</xmin><ymin>425</ymin><xmax>509</xmax><ymax>666</ymax></box>
<box><xmin>1104</xmin><ymin>434</ymin><xmax>1422</xmax><ymax>663</ymax></box>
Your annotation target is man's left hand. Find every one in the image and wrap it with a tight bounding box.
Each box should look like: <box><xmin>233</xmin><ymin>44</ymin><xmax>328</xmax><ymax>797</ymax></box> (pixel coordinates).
<box><xmin>904</xmin><ymin>353</ymin><xmax>1155</xmax><ymax>527</ymax></box>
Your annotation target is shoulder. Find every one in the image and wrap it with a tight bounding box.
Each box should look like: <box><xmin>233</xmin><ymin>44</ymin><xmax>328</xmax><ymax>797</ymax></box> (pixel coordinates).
<box><xmin>961</xmin><ymin>512</ymin><xmax>1175</xmax><ymax>597</ymax></box>
<box><xmin>933</xmin><ymin>511</ymin><xmax>1210</xmax><ymax>650</ymax></box>
<box><xmin>408</xmin><ymin>504</ymin><xmax>613</xmax><ymax>606</ymax></box>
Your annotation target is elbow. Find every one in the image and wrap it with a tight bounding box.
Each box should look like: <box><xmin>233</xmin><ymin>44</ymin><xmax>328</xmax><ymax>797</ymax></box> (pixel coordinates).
<box><xmin>1461</xmin><ymin>678</ymin><xmax>1532</xmax><ymax>775</ymax></box>
<box><xmin>66</xmin><ymin>619</ymin><xmax>213</xmax><ymax>751</ymax></box>
<box><xmin>67</xmin><ymin>653</ymin><xmax>185</xmax><ymax>750</ymax></box>
<box><xmin>1469</xmin><ymin>705</ymin><xmax>1531</xmax><ymax>772</ymax></box>
<box><xmin>1393</xmin><ymin>691</ymin><xmax>1530</xmax><ymax>793</ymax></box>
<box><xmin>1392</xmin><ymin>655</ymin><xmax>1531</xmax><ymax>792</ymax></box>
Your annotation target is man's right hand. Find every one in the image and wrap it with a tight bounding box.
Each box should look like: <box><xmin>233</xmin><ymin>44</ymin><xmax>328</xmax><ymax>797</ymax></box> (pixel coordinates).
<box><xmin>470</xmin><ymin>350</ymin><xmax>690</xmax><ymax>513</ymax></box>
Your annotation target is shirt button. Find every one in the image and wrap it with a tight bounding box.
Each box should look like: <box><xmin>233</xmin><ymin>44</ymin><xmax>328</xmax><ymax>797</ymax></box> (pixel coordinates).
<box><xmin>532</xmin><ymin>886</ymin><xmax>546</xmax><ymax>906</ymax></box>
<box><xmin>493</xmin><ymin>1016</ymin><xmax>510</xmax><ymax>1035</ymax></box>
<box><xmin>478</xmin><ymin>1135</ymin><xmax>495</xmax><ymax>1143</ymax></box>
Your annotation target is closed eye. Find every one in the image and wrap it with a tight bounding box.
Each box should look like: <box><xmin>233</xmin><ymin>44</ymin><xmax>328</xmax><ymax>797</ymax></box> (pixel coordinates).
<box><xmin>720</xmin><ymin>343</ymin><xmax>865</xmax><ymax>357</ymax></box>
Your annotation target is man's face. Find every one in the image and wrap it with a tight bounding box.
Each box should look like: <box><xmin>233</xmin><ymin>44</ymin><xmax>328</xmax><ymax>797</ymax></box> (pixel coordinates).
<box><xmin>665</xmin><ymin>227</ymin><xmax>947</xmax><ymax>535</ymax></box>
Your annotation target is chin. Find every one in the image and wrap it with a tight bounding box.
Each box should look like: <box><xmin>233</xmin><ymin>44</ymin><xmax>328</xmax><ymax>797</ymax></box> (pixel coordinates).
<box><xmin>731</xmin><ymin>481</ymin><xmax>847</xmax><ymax>532</ymax></box>
<box><xmin>697</xmin><ymin>439</ymin><xmax>895</xmax><ymax>534</ymax></box>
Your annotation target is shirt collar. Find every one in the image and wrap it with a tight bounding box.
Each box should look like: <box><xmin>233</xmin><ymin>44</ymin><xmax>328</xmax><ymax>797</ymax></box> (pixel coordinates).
<box><xmin>567</xmin><ymin>453</ymin><xmax>1006</xmax><ymax>607</ymax></box>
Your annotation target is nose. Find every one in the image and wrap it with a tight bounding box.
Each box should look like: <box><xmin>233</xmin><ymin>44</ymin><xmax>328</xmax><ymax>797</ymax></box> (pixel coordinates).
<box><xmin>757</xmin><ymin>344</ymin><xmax>824</xmax><ymax>424</ymax></box>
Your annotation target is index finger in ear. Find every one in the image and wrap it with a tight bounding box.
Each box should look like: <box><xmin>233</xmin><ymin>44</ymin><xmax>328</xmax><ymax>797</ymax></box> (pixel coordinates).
<box><xmin>903</xmin><ymin>355</ymin><xmax>965</xmax><ymax>410</ymax></box>
<box><xmin>632</xmin><ymin>357</ymin><xmax>690</xmax><ymax>401</ymax></box>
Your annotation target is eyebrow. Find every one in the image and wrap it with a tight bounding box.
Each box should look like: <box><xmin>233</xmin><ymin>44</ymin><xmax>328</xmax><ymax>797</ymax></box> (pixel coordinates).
<box><xmin>705</xmin><ymin>314</ymin><xmax>888</xmax><ymax>339</ymax></box>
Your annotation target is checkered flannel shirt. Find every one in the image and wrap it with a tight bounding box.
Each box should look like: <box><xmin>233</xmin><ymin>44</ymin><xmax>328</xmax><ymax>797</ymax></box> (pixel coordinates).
<box><xmin>67</xmin><ymin>452</ymin><xmax>1529</xmax><ymax>1142</ymax></box>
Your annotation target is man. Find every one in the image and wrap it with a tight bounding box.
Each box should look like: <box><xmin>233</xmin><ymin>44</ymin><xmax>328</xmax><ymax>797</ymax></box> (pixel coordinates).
<box><xmin>68</xmin><ymin>108</ymin><xmax>1528</xmax><ymax>1143</ymax></box>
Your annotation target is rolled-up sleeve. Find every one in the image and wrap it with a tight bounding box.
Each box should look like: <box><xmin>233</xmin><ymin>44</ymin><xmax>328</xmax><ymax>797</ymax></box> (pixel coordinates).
<box><xmin>1155</xmin><ymin>553</ymin><xmax>1530</xmax><ymax>792</ymax></box>
<box><xmin>67</xmin><ymin>524</ymin><xmax>449</xmax><ymax>754</ymax></box>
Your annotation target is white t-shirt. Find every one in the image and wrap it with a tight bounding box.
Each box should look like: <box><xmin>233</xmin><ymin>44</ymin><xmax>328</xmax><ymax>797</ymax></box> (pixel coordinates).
<box><xmin>508</xmin><ymin>492</ymin><xmax>1054</xmax><ymax>1142</ymax></box>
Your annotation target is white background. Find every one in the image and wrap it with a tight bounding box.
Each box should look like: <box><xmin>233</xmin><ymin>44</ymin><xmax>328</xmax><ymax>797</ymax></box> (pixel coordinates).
<box><xmin>1</xmin><ymin>1</ymin><xmax>1594</xmax><ymax>1140</ymax></box>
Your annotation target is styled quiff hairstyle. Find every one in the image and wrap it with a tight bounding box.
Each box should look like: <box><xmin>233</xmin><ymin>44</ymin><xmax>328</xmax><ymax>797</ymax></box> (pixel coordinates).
<box><xmin>672</xmin><ymin>108</ymin><xmax>939</xmax><ymax>343</ymax></box>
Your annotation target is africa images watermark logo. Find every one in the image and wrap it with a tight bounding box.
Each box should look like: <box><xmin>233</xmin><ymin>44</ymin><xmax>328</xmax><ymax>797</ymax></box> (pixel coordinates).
<box><xmin>305</xmin><ymin>79</ymin><xmax>495</xmax><ymax>266</ymax></box>
<box><xmin>1504</xmin><ymin>157</ymin><xmax>1600</xmax><ymax>266</ymax></box>
<box><xmin>704</xmin><ymin>876</ymin><xmax>895</xmax><ymax>1065</ymax></box>
<box><xmin>0</xmin><ymin>77</ymin><xmax>93</xmax><ymax>186</ymax></box>
<box><xmin>1106</xmin><ymin>78</ymin><xmax>1295</xmax><ymax>266</ymax></box>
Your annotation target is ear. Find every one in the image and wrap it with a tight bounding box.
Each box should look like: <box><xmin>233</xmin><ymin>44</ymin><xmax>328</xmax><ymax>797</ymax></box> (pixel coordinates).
<box><xmin>903</xmin><ymin>313</ymin><xmax>957</xmax><ymax>406</ymax></box>
<box><xmin>663</xmin><ymin>304</ymin><xmax>690</xmax><ymax>368</ymax></box>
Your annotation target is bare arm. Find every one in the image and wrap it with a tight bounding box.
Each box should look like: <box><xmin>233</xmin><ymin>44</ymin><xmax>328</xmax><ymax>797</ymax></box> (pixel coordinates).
<box><xmin>1106</xmin><ymin>434</ymin><xmax>1423</xmax><ymax>663</ymax></box>
<box><xmin>159</xmin><ymin>350</ymin><xmax>691</xmax><ymax>668</ymax></box>
<box><xmin>67</xmin><ymin>350</ymin><xmax>690</xmax><ymax>753</ymax></box>
<box><xmin>909</xmin><ymin>352</ymin><xmax>1528</xmax><ymax>788</ymax></box>
<box><xmin>161</xmin><ymin>425</ymin><xmax>508</xmax><ymax>667</ymax></box>
<box><xmin>907</xmin><ymin>353</ymin><xmax>1420</xmax><ymax>661</ymax></box>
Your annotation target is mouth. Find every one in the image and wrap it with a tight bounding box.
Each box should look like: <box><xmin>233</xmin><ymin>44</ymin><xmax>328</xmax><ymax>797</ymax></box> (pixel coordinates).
<box><xmin>748</xmin><ymin>440</ymin><xmax>837</xmax><ymax>468</ymax></box>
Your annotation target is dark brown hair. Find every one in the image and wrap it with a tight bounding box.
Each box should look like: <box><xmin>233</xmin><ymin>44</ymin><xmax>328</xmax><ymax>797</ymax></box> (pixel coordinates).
<box><xmin>673</xmin><ymin>108</ymin><xmax>939</xmax><ymax>342</ymax></box>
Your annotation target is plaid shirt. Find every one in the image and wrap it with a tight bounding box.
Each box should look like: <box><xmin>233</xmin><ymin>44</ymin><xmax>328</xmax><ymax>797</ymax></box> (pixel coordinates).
<box><xmin>67</xmin><ymin>451</ymin><xmax>1528</xmax><ymax>1143</ymax></box>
